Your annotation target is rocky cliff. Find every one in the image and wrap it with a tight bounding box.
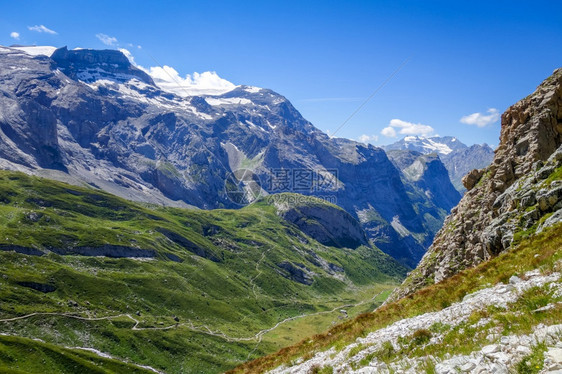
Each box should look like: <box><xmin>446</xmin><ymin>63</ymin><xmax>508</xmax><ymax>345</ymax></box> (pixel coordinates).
<box><xmin>391</xmin><ymin>67</ymin><xmax>562</xmax><ymax>300</ymax></box>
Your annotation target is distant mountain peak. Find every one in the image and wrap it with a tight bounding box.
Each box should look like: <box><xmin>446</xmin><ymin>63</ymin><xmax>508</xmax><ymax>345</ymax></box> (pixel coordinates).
<box><xmin>383</xmin><ymin>135</ymin><xmax>494</xmax><ymax>192</ymax></box>
<box><xmin>384</xmin><ymin>135</ymin><xmax>467</xmax><ymax>156</ymax></box>
<box><xmin>51</xmin><ymin>46</ymin><xmax>155</xmax><ymax>85</ymax></box>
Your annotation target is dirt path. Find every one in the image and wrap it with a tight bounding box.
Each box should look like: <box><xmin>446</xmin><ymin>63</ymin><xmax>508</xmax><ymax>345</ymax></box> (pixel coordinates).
<box><xmin>0</xmin><ymin>291</ymin><xmax>384</xmax><ymax>342</ymax></box>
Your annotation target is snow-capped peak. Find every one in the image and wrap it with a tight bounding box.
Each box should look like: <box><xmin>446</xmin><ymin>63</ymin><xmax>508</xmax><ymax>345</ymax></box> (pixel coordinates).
<box><xmin>385</xmin><ymin>135</ymin><xmax>469</xmax><ymax>156</ymax></box>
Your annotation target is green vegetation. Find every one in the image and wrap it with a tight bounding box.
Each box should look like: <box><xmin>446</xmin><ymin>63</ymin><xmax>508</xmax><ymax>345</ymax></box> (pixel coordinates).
<box><xmin>0</xmin><ymin>335</ymin><xmax>153</xmax><ymax>374</ymax></box>
<box><xmin>232</xmin><ymin>221</ymin><xmax>562</xmax><ymax>373</ymax></box>
<box><xmin>517</xmin><ymin>342</ymin><xmax>547</xmax><ymax>374</ymax></box>
<box><xmin>0</xmin><ymin>171</ymin><xmax>406</xmax><ymax>373</ymax></box>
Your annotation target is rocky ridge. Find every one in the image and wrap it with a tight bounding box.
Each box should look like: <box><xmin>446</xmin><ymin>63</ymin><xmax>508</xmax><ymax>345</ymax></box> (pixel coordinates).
<box><xmin>391</xmin><ymin>68</ymin><xmax>562</xmax><ymax>300</ymax></box>
<box><xmin>269</xmin><ymin>268</ymin><xmax>562</xmax><ymax>374</ymax></box>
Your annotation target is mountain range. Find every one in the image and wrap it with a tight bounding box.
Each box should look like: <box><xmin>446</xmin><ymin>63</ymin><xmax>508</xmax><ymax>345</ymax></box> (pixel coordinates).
<box><xmin>0</xmin><ymin>44</ymin><xmax>560</xmax><ymax>374</ymax></box>
<box><xmin>0</xmin><ymin>45</ymin><xmax>473</xmax><ymax>267</ymax></box>
<box><xmin>383</xmin><ymin>136</ymin><xmax>495</xmax><ymax>192</ymax></box>
<box><xmin>232</xmin><ymin>67</ymin><xmax>562</xmax><ymax>374</ymax></box>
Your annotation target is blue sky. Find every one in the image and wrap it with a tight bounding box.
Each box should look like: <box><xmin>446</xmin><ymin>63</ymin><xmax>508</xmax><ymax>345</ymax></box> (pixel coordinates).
<box><xmin>2</xmin><ymin>0</ymin><xmax>561</xmax><ymax>147</ymax></box>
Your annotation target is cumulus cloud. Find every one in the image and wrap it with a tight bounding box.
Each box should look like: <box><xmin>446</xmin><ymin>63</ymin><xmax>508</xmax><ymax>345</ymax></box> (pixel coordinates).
<box><xmin>10</xmin><ymin>31</ymin><xmax>20</xmax><ymax>40</ymax></box>
<box><xmin>114</xmin><ymin>48</ymin><xmax>235</xmax><ymax>96</ymax></box>
<box><xmin>381</xmin><ymin>126</ymin><xmax>397</xmax><ymax>138</ymax></box>
<box><xmin>28</xmin><ymin>25</ymin><xmax>57</xmax><ymax>34</ymax></box>
<box><xmin>357</xmin><ymin>134</ymin><xmax>379</xmax><ymax>143</ymax></box>
<box><xmin>381</xmin><ymin>119</ymin><xmax>434</xmax><ymax>138</ymax></box>
<box><xmin>460</xmin><ymin>108</ymin><xmax>500</xmax><ymax>127</ymax></box>
<box><xmin>96</xmin><ymin>33</ymin><xmax>118</xmax><ymax>46</ymax></box>
<box><xmin>147</xmin><ymin>65</ymin><xmax>235</xmax><ymax>96</ymax></box>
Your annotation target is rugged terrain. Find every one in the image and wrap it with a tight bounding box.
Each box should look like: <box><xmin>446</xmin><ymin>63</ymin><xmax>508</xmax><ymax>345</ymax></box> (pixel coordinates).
<box><xmin>393</xmin><ymin>67</ymin><xmax>562</xmax><ymax>300</ymax></box>
<box><xmin>231</xmin><ymin>69</ymin><xmax>562</xmax><ymax>374</ymax></box>
<box><xmin>0</xmin><ymin>45</ymin><xmax>458</xmax><ymax>265</ymax></box>
<box><xmin>384</xmin><ymin>136</ymin><xmax>494</xmax><ymax>192</ymax></box>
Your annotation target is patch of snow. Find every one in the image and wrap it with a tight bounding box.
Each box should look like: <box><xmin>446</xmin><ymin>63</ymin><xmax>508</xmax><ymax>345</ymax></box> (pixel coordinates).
<box><xmin>205</xmin><ymin>97</ymin><xmax>252</xmax><ymax>106</ymax></box>
<box><xmin>243</xmin><ymin>86</ymin><xmax>262</xmax><ymax>93</ymax></box>
<box><xmin>11</xmin><ymin>46</ymin><xmax>57</xmax><ymax>57</ymax></box>
<box><xmin>423</xmin><ymin>138</ymin><xmax>453</xmax><ymax>155</ymax></box>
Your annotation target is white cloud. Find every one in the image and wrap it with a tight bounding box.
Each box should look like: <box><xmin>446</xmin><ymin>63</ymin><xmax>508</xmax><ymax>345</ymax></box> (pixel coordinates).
<box><xmin>146</xmin><ymin>65</ymin><xmax>235</xmax><ymax>96</ymax></box>
<box><xmin>358</xmin><ymin>134</ymin><xmax>379</xmax><ymax>143</ymax></box>
<box><xmin>28</xmin><ymin>25</ymin><xmax>57</xmax><ymax>34</ymax></box>
<box><xmin>381</xmin><ymin>126</ymin><xmax>397</xmax><ymax>138</ymax></box>
<box><xmin>460</xmin><ymin>108</ymin><xmax>500</xmax><ymax>127</ymax></box>
<box><xmin>381</xmin><ymin>119</ymin><xmax>434</xmax><ymax>138</ymax></box>
<box><xmin>10</xmin><ymin>31</ymin><xmax>20</xmax><ymax>40</ymax></box>
<box><xmin>96</xmin><ymin>33</ymin><xmax>118</xmax><ymax>46</ymax></box>
<box><xmin>114</xmin><ymin>48</ymin><xmax>235</xmax><ymax>96</ymax></box>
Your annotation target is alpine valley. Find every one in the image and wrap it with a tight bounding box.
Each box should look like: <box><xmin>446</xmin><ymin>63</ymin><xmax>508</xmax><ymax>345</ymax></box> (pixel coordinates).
<box><xmin>0</xmin><ymin>43</ymin><xmax>560</xmax><ymax>374</ymax></box>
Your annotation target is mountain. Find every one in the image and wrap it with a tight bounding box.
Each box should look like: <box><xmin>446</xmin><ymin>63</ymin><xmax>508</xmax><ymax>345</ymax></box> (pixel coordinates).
<box><xmin>384</xmin><ymin>136</ymin><xmax>495</xmax><ymax>192</ymax></box>
<box><xmin>385</xmin><ymin>150</ymin><xmax>461</xmax><ymax>266</ymax></box>
<box><xmin>0</xmin><ymin>171</ymin><xmax>406</xmax><ymax>373</ymax></box>
<box><xmin>391</xmin><ymin>67</ymin><xmax>562</xmax><ymax>300</ymax></box>
<box><xmin>0</xmin><ymin>45</ymin><xmax>453</xmax><ymax>265</ymax></box>
<box><xmin>384</xmin><ymin>135</ymin><xmax>467</xmax><ymax>155</ymax></box>
<box><xmin>233</xmin><ymin>69</ymin><xmax>562</xmax><ymax>374</ymax></box>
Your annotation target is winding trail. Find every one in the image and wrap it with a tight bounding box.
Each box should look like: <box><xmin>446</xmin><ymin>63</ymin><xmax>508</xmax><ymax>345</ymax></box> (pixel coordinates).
<box><xmin>0</xmin><ymin>291</ymin><xmax>384</xmax><ymax>342</ymax></box>
<box><xmin>0</xmin><ymin>287</ymin><xmax>387</xmax><ymax>370</ymax></box>
<box><xmin>249</xmin><ymin>246</ymin><xmax>273</xmax><ymax>299</ymax></box>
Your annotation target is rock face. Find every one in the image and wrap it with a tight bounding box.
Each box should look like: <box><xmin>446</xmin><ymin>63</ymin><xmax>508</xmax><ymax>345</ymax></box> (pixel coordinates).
<box><xmin>442</xmin><ymin>144</ymin><xmax>495</xmax><ymax>192</ymax></box>
<box><xmin>384</xmin><ymin>136</ymin><xmax>494</xmax><ymax>193</ymax></box>
<box><xmin>391</xmin><ymin>68</ymin><xmax>562</xmax><ymax>300</ymax></box>
<box><xmin>0</xmin><ymin>45</ymin><xmax>457</xmax><ymax>265</ymax></box>
<box><xmin>386</xmin><ymin>150</ymin><xmax>462</xmax><ymax>266</ymax></box>
<box><xmin>269</xmin><ymin>194</ymin><xmax>369</xmax><ymax>249</ymax></box>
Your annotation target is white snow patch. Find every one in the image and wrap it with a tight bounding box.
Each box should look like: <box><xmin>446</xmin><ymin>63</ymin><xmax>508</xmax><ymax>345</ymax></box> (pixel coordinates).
<box><xmin>205</xmin><ymin>97</ymin><xmax>252</xmax><ymax>106</ymax></box>
<box><xmin>11</xmin><ymin>46</ymin><xmax>56</xmax><ymax>56</ymax></box>
<box><xmin>243</xmin><ymin>86</ymin><xmax>262</xmax><ymax>93</ymax></box>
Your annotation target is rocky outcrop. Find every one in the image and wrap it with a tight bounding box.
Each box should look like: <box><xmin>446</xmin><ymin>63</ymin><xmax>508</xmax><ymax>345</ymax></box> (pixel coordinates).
<box><xmin>391</xmin><ymin>68</ymin><xmax>562</xmax><ymax>300</ymax></box>
<box><xmin>277</xmin><ymin>261</ymin><xmax>314</xmax><ymax>285</ymax></box>
<box><xmin>49</xmin><ymin>245</ymin><xmax>157</xmax><ymax>258</ymax></box>
<box><xmin>16</xmin><ymin>281</ymin><xmax>57</xmax><ymax>293</ymax></box>
<box><xmin>269</xmin><ymin>270</ymin><xmax>562</xmax><ymax>374</ymax></box>
<box><xmin>270</xmin><ymin>194</ymin><xmax>369</xmax><ymax>249</ymax></box>
<box><xmin>442</xmin><ymin>144</ymin><xmax>495</xmax><ymax>192</ymax></box>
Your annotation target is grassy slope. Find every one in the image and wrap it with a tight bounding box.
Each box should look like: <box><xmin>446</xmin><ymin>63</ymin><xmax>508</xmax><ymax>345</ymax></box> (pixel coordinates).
<box><xmin>0</xmin><ymin>335</ymin><xmax>154</xmax><ymax>374</ymax></box>
<box><xmin>0</xmin><ymin>171</ymin><xmax>406</xmax><ymax>373</ymax></box>
<box><xmin>231</xmin><ymin>221</ymin><xmax>562</xmax><ymax>373</ymax></box>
